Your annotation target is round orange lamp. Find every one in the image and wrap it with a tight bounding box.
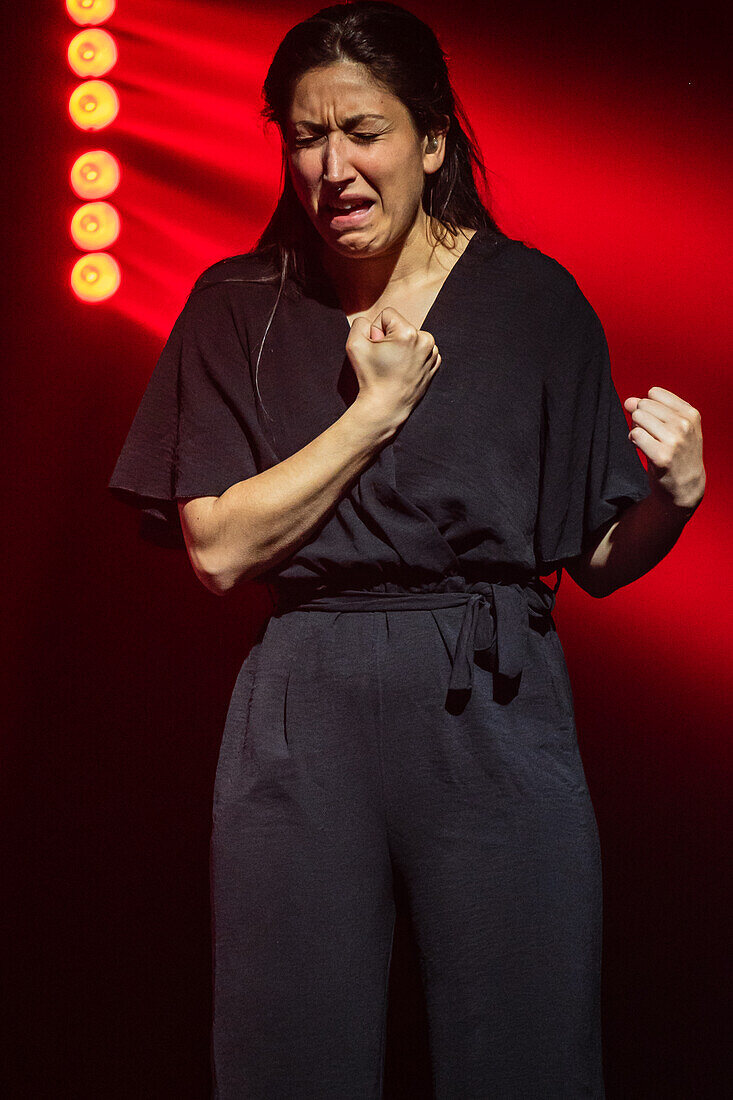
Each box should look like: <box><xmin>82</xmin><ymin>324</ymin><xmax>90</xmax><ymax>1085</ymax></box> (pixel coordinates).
<box><xmin>69</xmin><ymin>150</ymin><xmax>120</xmax><ymax>200</ymax></box>
<box><xmin>69</xmin><ymin>80</ymin><xmax>119</xmax><ymax>130</ymax></box>
<box><xmin>70</xmin><ymin>201</ymin><xmax>120</xmax><ymax>250</ymax></box>
<box><xmin>67</xmin><ymin>29</ymin><xmax>117</xmax><ymax>78</ymax></box>
<box><xmin>66</xmin><ymin>0</ymin><xmax>117</xmax><ymax>28</ymax></box>
<box><xmin>70</xmin><ymin>252</ymin><xmax>121</xmax><ymax>302</ymax></box>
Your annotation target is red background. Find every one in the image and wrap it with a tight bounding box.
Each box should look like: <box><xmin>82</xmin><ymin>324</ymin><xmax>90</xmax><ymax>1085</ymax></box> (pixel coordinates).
<box><xmin>4</xmin><ymin>1</ymin><xmax>730</xmax><ymax>1095</ymax></box>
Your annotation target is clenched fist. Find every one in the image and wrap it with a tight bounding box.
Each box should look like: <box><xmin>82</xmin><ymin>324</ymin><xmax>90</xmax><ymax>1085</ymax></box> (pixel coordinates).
<box><xmin>624</xmin><ymin>386</ymin><xmax>706</xmax><ymax>514</ymax></box>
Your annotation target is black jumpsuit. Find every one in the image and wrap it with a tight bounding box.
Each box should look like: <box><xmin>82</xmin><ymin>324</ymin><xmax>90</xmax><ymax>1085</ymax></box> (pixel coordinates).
<box><xmin>108</xmin><ymin>228</ymin><xmax>651</xmax><ymax>1098</ymax></box>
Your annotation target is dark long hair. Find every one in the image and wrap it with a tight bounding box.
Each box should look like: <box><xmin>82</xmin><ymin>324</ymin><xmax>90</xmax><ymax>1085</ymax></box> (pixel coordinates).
<box><xmin>211</xmin><ymin>1</ymin><xmax>507</xmax><ymax>421</ymax></box>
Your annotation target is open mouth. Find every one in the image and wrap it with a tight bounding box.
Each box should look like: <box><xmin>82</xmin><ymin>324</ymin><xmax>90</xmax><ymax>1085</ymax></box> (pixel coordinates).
<box><xmin>323</xmin><ymin>200</ymin><xmax>375</xmax><ymax>227</ymax></box>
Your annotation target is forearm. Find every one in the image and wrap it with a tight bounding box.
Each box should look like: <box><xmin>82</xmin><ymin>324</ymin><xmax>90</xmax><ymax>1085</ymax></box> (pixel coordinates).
<box><xmin>204</xmin><ymin>400</ymin><xmax>400</xmax><ymax>592</ymax></box>
<box><xmin>577</xmin><ymin>490</ymin><xmax>702</xmax><ymax>598</ymax></box>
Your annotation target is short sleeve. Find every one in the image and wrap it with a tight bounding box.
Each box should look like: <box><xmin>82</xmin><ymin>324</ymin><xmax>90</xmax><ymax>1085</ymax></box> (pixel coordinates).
<box><xmin>534</xmin><ymin>292</ymin><xmax>651</xmax><ymax>573</ymax></box>
<box><xmin>107</xmin><ymin>279</ymin><xmax>262</xmax><ymax>548</ymax></box>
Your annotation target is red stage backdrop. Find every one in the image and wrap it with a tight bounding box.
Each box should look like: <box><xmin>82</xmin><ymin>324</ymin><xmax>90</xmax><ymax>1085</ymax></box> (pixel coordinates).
<box><xmin>4</xmin><ymin>1</ymin><xmax>729</xmax><ymax>1096</ymax></box>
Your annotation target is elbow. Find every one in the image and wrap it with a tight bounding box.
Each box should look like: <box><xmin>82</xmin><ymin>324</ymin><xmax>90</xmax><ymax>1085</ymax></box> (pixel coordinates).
<box><xmin>193</xmin><ymin>553</ymin><xmax>241</xmax><ymax>596</ymax></box>
<box><xmin>584</xmin><ymin>574</ymin><xmax>611</xmax><ymax>599</ymax></box>
<box><xmin>199</xmin><ymin>572</ymin><xmax>231</xmax><ymax>597</ymax></box>
<box><xmin>179</xmin><ymin>497</ymin><xmax>244</xmax><ymax>596</ymax></box>
<box><xmin>564</xmin><ymin>557</ymin><xmax>611</xmax><ymax>599</ymax></box>
<box><xmin>185</xmin><ymin>543</ymin><xmax>236</xmax><ymax>596</ymax></box>
<box><xmin>190</xmin><ymin>559</ymin><xmax>230</xmax><ymax>596</ymax></box>
<box><xmin>581</xmin><ymin>569</ymin><xmax>630</xmax><ymax>599</ymax></box>
<box><xmin>583</xmin><ymin>570</ymin><xmax>619</xmax><ymax>599</ymax></box>
<box><xmin>193</xmin><ymin>547</ymin><xmax>262</xmax><ymax>596</ymax></box>
<box><xmin>180</xmin><ymin>520</ymin><xmax>265</xmax><ymax>596</ymax></box>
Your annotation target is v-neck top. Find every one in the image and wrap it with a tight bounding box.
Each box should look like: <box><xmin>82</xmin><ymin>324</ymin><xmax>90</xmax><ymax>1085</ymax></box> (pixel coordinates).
<box><xmin>333</xmin><ymin>228</ymin><xmax>478</xmax><ymax>331</ymax></box>
<box><xmin>107</xmin><ymin>227</ymin><xmax>651</xmax><ymax>597</ymax></box>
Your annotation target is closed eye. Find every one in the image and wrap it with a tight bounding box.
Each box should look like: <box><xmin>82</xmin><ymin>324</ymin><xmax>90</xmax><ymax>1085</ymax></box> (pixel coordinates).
<box><xmin>293</xmin><ymin>132</ymin><xmax>381</xmax><ymax>147</ymax></box>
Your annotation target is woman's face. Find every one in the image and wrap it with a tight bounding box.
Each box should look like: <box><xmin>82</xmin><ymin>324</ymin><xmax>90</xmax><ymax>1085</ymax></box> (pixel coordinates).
<box><xmin>284</xmin><ymin>59</ymin><xmax>442</xmax><ymax>259</ymax></box>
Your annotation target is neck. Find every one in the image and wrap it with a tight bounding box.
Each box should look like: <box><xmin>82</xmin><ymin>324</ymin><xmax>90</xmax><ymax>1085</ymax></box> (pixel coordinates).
<box><xmin>319</xmin><ymin>212</ymin><xmax>462</xmax><ymax>313</ymax></box>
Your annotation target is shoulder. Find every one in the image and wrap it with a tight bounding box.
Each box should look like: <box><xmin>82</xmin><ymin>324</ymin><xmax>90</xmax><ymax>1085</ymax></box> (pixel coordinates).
<box><xmin>177</xmin><ymin>248</ymin><xmax>291</xmax><ymax>328</ymax></box>
<box><xmin>191</xmin><ymin>248</ymin><xmax>280</xmax><ymax>291</ymax></box>
<box><xmin>491</xmin><ymin>236</ymin><xmax>594</xmax><ymax>317</ymax></box>
<box><xmin>491</xmin><ymin>236</ymin><xmax>607</xmax><ymax>359</ymax></box>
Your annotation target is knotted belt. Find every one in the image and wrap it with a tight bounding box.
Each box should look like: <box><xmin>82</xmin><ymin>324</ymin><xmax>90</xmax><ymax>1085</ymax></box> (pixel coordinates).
<box><xmin>273</xmin><ymin>574</ymin><xmax>561</xmax><ymax>697</ymax></box>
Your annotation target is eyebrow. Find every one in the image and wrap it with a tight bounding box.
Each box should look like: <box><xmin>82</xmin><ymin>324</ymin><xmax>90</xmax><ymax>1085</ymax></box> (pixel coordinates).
<box><xmin>291</xmin><ymin>113</ymin><xmax>387</xmax><ymax>131</ymax></box>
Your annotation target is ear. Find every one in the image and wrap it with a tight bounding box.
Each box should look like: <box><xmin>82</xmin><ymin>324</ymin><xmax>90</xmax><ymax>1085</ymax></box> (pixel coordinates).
<box><xmin>423</xmin><ymin>115</ymin><xmax>450</xmax><ymax>174</ymax></box>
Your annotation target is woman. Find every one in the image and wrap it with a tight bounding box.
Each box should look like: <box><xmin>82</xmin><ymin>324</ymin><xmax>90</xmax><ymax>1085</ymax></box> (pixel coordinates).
<box><xmin>108</xmin><ymin>2</ymin><xmax>705</xmax><ymax>1096</ymax></box>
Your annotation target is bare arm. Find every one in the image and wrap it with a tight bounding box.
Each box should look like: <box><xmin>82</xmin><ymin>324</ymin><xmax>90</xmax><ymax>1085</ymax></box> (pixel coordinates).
<box><xmin>178</xmin><ymin>399</ymin><xmax>401</xmax><ymax>595</ymax></box>
<box><xmin>565</xmin><ymin>385</ymin><xmax>706</xmax><ymax>598</ymax></box>
<box><xmin>178</xmin><ymin>307</ymin><xmax>441</xmax><ymax>595</ymax></box>
<box><xmin>564</xmin><ymin>491</ymin><xmax>701</xmax><ymax>598</ymax></box>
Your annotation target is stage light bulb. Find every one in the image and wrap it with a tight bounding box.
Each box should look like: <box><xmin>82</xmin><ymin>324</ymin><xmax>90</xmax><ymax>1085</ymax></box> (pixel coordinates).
<box><xmin>66</xmin><ymin>0</ymin><xmax>116</xmax><ymax>27</ymax></box>
<box><xmin>71</xmin><ymin>252</ymin><xmax>121</xmax><ymax>302</ymax></box>
<box><xmin>69</xmin><ymin>80</ymin><xmax>119</xmax><ymax>130</ymax></box>
<box><xmin>70</xmin><ymin>150</ymin><xmax>120</xmax><ymax>199</ymax></box>
<box><xmin>68</xmin><ymin>29</ymin><xmax>117</xmax><ymax>77</ymax></box>
<box><xmin>70</xmin><ymin>201</ymin><xmax>120</xmax><ymax>250</ymax></box>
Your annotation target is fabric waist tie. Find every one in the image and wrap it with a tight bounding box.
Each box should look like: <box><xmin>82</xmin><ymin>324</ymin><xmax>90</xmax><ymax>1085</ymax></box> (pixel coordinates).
<box><xmin>273</xmin><ymin>577</ymin><xmax>561</xmax><ymax>697</ymax></box>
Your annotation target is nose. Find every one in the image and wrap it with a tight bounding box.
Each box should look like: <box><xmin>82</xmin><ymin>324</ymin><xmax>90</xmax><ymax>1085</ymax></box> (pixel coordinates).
<box><xmin>322</xmin><ymin>133</ymin><xmax>356</xmax><ymax>186</ymax></box>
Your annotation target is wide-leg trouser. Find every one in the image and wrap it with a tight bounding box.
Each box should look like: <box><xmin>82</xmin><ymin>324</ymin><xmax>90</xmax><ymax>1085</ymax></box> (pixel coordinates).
<box><xmin>210</xmin><ymin>604</ymin><xmax>605</xmax><ymax>1098</ymax></box>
